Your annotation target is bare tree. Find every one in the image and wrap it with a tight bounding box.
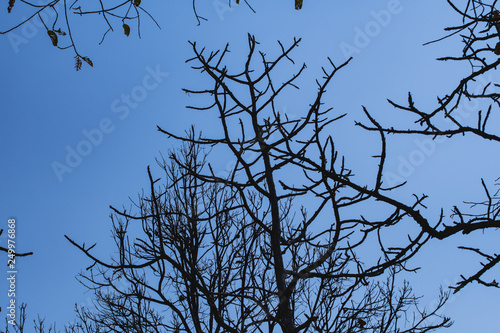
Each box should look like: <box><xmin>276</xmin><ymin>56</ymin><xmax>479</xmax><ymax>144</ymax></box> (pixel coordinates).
<box><xmin>64</xmin><ymin>34</ymin><xmax>452</xmax><ymax>333</ymax></box>
<box><xmin>357</xmin><ymin>0</ymin><xmax>500</xmax><ymax>293</ymax></box>
<box><xmin>3</xmin><ymin>303</ymin><xmax>108</xmax><ymax>333</ymax></box>
<box><xmin>3</xmin><ymin>2</ymin><xmax>498</xmax><ymax>331</ymax></box>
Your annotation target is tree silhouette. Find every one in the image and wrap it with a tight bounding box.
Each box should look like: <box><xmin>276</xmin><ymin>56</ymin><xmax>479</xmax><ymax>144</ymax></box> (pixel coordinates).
<box><xmin>4</xmin><ymin>1</ymin><xmax>500</xmax><ymax>331</ymax></box>
<box><xmin>357</xmin><ymin>0</ymin><xmax>500</xmax><ymax>293</ymax></box>
<box><xmin>63</xmin><ymin>34</ymin><xmax>452</xmax><ymax>333</ymax></box>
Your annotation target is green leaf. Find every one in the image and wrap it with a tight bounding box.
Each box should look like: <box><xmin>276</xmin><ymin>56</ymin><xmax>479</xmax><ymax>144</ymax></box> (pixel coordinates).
<box><xmin>47</xmin><ymin>30</ymin><xmax>58</xmax><ymax>46</ymax></box>
<box><xmin>123</xmin><ymin>23</ymin><xmax>130</xmax><ymax>37</ymax></box>
<box><xmin>134</xmin><ymin>0</ymin><xmax>141</xmax><ymax>7</ymax></box>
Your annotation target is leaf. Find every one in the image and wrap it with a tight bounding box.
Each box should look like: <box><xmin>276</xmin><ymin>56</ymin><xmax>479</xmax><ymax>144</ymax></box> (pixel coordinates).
<box><xmin>75</xmin><ymin>56</ymin><xmax>82</xmax><ymax>71</ymax></box>
<box><xmin>295</xmin><ymin>0</ymin><xmax>302</xmax><ymax>10</ymax></box>
<box><xmin>495</xmin><ymin>42</ymin><xmax>500</xmax><ymax>55</ymax></box>
<box><xmin>82</xmin><ymin>56</ymin><xmax>93</xmax><ymax>67</ymax></box>
<box><xmin>7</xmin><ymin>0</ymin><xmax>15</xmax><ymax>13</ymax></box>
<box><xmin>133</xmin><ymin>0</ymin><xmax>140</xmax><ymax>6</ymax></box>
<box><xmin>123</xmin><ymin>23</ymin><xmax>130</xmax><ymax>37</ymax></box>
<box><xmin>47</xmin><ymin>30</ymin><xmax>58</xmax><ymax>46</ymax></box>
<box><xmin>54</xmin><ymin>28</ymin><xmax>66</xmax><ymax>36</ymax></box>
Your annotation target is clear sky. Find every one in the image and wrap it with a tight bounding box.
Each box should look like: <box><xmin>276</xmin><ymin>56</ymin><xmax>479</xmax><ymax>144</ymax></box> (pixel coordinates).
<box><xmin>1</xmin><ymin>0</ymin><xmax>499</xmax><ymax>331</ymax></box>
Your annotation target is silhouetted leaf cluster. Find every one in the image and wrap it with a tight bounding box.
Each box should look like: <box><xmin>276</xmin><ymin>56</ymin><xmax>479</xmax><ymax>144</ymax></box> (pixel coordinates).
<box><xmin>7</xmin><ymin>0</ymin><xmax>14</xmax><ymax>13</ymax></box>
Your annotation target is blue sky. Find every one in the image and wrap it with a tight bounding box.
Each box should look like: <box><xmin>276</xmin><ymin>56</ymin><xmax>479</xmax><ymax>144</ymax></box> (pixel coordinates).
<box><xmin>1</xmin><ymin>0</ymin><xmax>500</xmax><ymax>331</ymax></box>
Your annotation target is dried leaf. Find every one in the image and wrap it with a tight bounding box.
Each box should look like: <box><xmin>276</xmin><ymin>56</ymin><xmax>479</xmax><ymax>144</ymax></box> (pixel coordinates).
<box><xmin>133</xmin><ymin>0</ymin><xmax>140</xmax><ymax>6</ymax></box>
<box><xmin>75</xmin><ymin>56</ymin><xmax>82</xmax><ymax>71</ymax></box>
<box><xmin>494</xmin><ymin>42</ymin><xmax>500</xmax><ymax>55</ymax></box>
<box><xmin>82</xmin><ymin>56</ymin><xmax>93</xmax><ymax>67</ymax></box>
<box><xmin>7</xmin><ymin>0</ymin><xmax>15</xmax><ymax>13</ymax></box>
<box><xmin>54</xmin><ymin>28</ymin><xmax>66</xmax><ymax>36</ymax></box>
<box><xmin>47</xmin><ymin>30</ymin><xmax>58</xmax><ymax>46</ymax></box>
<box><xmin>123</xmin><ymin>23</ymin><xmax>130</xmax><ymax>37</ymax></box>
<box><xmin>295</xmin><ymin>0</ymin><xmax>302</xmax><ymax>10</ymax></box>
